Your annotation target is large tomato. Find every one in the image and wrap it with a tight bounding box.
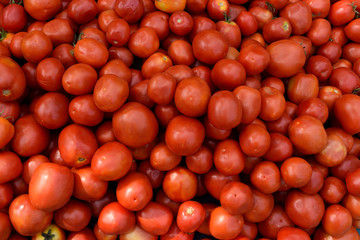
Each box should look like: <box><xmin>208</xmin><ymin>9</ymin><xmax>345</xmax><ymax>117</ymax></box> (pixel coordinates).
<box><xmin>29</xmin><ymin>163</ymin><xmax>74</xmax><ymax>212</ymax></box>
<box><xmin>334</xmin><ymin>94</ymin><xmax>360</xmax><ymax>135</ymax></box>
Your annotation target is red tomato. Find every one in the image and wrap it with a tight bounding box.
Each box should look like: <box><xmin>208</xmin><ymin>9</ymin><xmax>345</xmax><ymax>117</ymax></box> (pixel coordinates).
<box><xmin>9</xmin><ymin>194</ymin><xmax>53</xmax><ymax>236</ymax></box>
<box><xmin>20</xmin><ymin>31</ymin><xmax>53</xmax><ymax>64</ymax></box>
<box><xmin>119</xmin><ymin>225</ymin><xmax>157</xmax><ymax>240</ymax></box>
<box><xmin>28</xmin><ymin>163</ymin><xmax>73</xmax><ymax>212</ymax></box>
<box><xmin>98</xmin><ymin>201</ymin><xmax>135</xmax><ymax>235</ymax></box>
<box><xmin>243</xmin><ymin>188</ymin><xmax>274</xmax><ymax>223</ymax></box>
<box><xmin>23</xmin><ymin>0</ymin><xmax>61</xmax><ymax>21</ymax></box>
<box><xmin>54</xmin><ymin>198</ymin><xmax>92</xmax><ymax>232</ymax></box>
<box><xmin>281</xmin><ymin>157</ymin><xmax>312</xmax><ymax>188</ymax></box>
<box><xmin>220</xmin><ymin>181</ymin><xmax>253</xmax><ymax>215</ymax></box>
<box><xmin>74</xmin><ymin>39</ymin><xmax>109</xmax><ymax>68</ymax></box>
<box><xmin>209</xmin><ymin>206</ymin><xmax>244</xmax><ymax>239</ymax></box>
<box><xmin>277</xmin><ymin>227</ymin><xmax>311</xmax><ymax>240</ymax></box>
<box><xmin>177</xmin><ymin>200</ymin><xmax>206</xmax><ymax>233</ymax></box>
<box><xmin>334</xmin><ymin>94</ymin><xmax>360</xmax><ymax>135</ymax></box>
<box><xmin>0</xmin><ymin>212</ymin><xmax>11</xmax><ymax>240</ymax></box>
<box><xmin>250</xmin><ymin>161</ymin><xmax>281</xmax><ymax>194</ymax></box>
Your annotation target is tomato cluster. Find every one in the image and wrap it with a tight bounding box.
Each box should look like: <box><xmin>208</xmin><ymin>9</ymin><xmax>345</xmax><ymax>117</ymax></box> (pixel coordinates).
<box><xmin>1</xmin><ymin>0</ymin><xmax>360</xmax><ymax>239</ymax></box>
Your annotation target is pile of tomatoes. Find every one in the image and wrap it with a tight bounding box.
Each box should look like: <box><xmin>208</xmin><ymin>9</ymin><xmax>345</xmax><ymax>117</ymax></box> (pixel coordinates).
<box><xmin>1</xmin><ymin>0</ymin><xmax>360</xmax><ymax>239</ymax></box>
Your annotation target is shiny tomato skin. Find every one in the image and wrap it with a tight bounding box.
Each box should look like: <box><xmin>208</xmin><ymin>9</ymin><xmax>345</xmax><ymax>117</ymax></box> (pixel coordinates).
<box><xmin>285</xmin><ymin>190</ymin><xmax>325</xmax><ymax>229</ymax></box>
<box><xmin>114</xmin><ymin>0</ymin><xmax>144</xmax><ymax>23</ymax></box>
<box><xmin>11</xmin><ymin>114</ymin><xmax>50</xmax><ymax>157</ymax></box>
<box><xmin>163</xmin><ymin>166</ymin><xmax>197</xmax><ymax>202</ymax></box>
<box><xmin>0</xmin><ymin>117</ymin><xmax>14</xmax><ymax>151</ymax></box>
<box><xmin>165</xmin><ymin>115</ymin><xmax>205</xmax><ymax>156</ymax></box>
<box><xmin>0</xmin><ymin>182</ymin><xmax>14</xmax><ymax>209</ymax></box>
<box><xmin>211</xmin><ymin>59</ymin><xmax>246</xmax><ymax>90</ymax></box>
<box><xmin>32</xmin><ymin>223</ymin><xmax>66</xmax><ymax>240</ymax></box>
<box><xmin>279</xmin><ymin>1</ymin><xmax>312</xmax><ymax>35</ymax></box>
<box><xmin>277</xmin><ymin>227</ymin><xmax>311</xmax><ymax>240</ymax></box>
<box><xmin>58</xmin><ymin>124</ymin><xmax>98</xmax><ymax>168</ymax></box>
<box><xmin>220</xmin><ymin>181</ymin><xmax>253</xmax><ymax>215</ymax></box>
<box><xmin>116</xmin><ymin>172</ymin><xmax>153</xmax><ymax>211</ymax></box>
<box><xmin>214</xmin><ymin>139</ymin><xmax>245</xmax><ymax>176</ymax></box>
<box><xmin>113</xmin><ymin>102</ymin><xmax>159</xmax><ymax>148</ymax></box>
<box><xmin>209</xmin><ymin>206</ymin><xmax>244</xmax><ymax>240</ymax></box>
<box><xmin>74</xmin><ymin>39</ymin><xmax>109</xmax><ymax>69</ymax></box>
<box><xmin>98</xmin><ymin>201</ymin><xmax>136</xmax><ymax>235</ymax></box>
<box><xmin>177</xmin><ymin>200</ymin><xmax>205</xmax><ymax>233</ymax></box>
<box><xmin>29</xmin><ymin>163</ymin><xmax>74</xmax><ymax>212</ymax></box>
<box><xmin>243</xmin><ymin>188</ymin><xmax>274</xmax><ymax>223</ymax></box>
<box><xmin>334</xmin><ymin>94</ymin><xmax>360</xmax><ymax>135</ymax></box>
<box><xmin>322</xmin><ymin>204</ymin><xmax>352</xmax><ymax>237</ymax></box>
<box><xmin>280</xmin><ymin>157</ymin><xmax>312</xmax><ymax>188</ymax></box>
<box><xmin>23</xmin><ymin>0</ymin><xmax>61</xmax><ymax>21</ymax></box>
<box><xmin>136</xmin><ymin>201</ymin><xmax>173</xmax><ymax>235</ymax></box>
<box><xmin>54</xmin><ymin>198</ymin><xmax>92</xmax><ymax>232</ymax></box>
<box><xmin>35</xmin><ymin>57</ymin><xmax>64</xmax><ymax>91</ymax></box>
<box><xmin>192</xmin><ymin>29</ymin><xmax>229</xmax><ymax>65</ymax></box>
<box><xmin>118</xmin><ymin>224</ymin><xmax>157</xmax><ymax>240</ymax></box>
<box><xmin>0</xmin><ymin>56</ymin><xmax>26</xmax><ymax>102</ymax></box>
<box><xmin>20</xmin><ymin>31</ymin><xmax>53</xmax><ymax>64</ymax></box>
<box><xmin>91</xmin><ymin>142</ymin><xmax>132</xmax><ymax>181</ymax></box>
<box><xmin>250</xmin><ymin>161</ymin><xmax>281</xmax><ymax>194</ymax></box>
<box><xmin>204</xmin><ymin>168</ymin><xmax>241</xmax><ymax>200</ymax></box>
<box><xmin>288</xmin><ymin>115</ymin><xmax>327</xmax><ymax>155</ymax></box>
<box><xmin>0</xmin><ymin>212</ymin><xmax>11</xmax><ymax>240</ymax></box>
<box><xmin>9</xmin><ymin>194</ymin><xmax>53</xmax><ymax>236</ymax></box>
<box><xmin>128</xmin><ymin>27</ymin><xmax>159</xmax><ymax>58</ymax></box>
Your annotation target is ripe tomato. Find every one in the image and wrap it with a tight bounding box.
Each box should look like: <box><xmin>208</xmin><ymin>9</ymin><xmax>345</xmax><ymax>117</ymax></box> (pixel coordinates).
<box><xmin>54</xmin><ymin>198</ymin><xmax>92</xmax><ymax>232</ymax></box>
<box><xmin>277</xmin><ymin>227</ymin><xmax>310</xmax><ymax>240</ymax></box>
<box><xmin>74</xmin><ymin>38</ymin><xmax>109</xmax><ymax>68</ymax></box>
<box><xmin>58</xmin><ymin>124</ymin><xmax>98</xmax><ymax>168</ymax></box>
<box><xmin>163</xmin><ymin>166</ymin><xmax>197</xmax><ymax>202</ymax></box>
<box><xmin>116</xmin><ymin>172</ymin><xmax>153</xmax><ymax>211</ymax></box>
<box><xmin>9</xmin><ymin>194</ymin><xmax>53</xmax><ymax>236</ymax></box>
<box><xmin>136</xmin><ymin>201</ymin><xmax>173</xmax><ymax>235</ymax></box>
<box><xmin>209</xmin><ymin>206</ymin><xmax>244</xmax><ymax>239</ymax></box>
<box><xmin>98</xmin><ymin>201</ymin><xmax>135</xmax><ymax>235</ymax></box>
<box><xmin>119</xmin><ymin>225</ymin><xmax>157</xmax><ymax>240</ymax></box>
<box><xmin>322</xmin><ymin>204</ymin><xmax>352</xmax><ymax>237</ymax></box>
<box><xmin>31</xmin><ymin>224</ymin><xmax>66</xmax><ymax>240</ymax></box>
<box><xmin>243</xmin><ymin>188</ymin><xmax>274</xmax><ymax>223</ymax></box>
<box><xmin>0</xmin><ymin>56</ymin><xmax>26</xmax><ymax>102</ymax></box>
<box><xmin>62</xmin><ymin>63</ymin><xmax>98</xmax><ymax>95</ymax></box>
<box><xmin>128</xmin><ymin>27</ymin><xmax>159</xmax><ymax>58</ymax></box>
<box><xmin>23</xmin><ymin>0</ymin><xmax>61</xmax><ymax>21</ymax></box>
<box><xmin>220</xmin><ymin>181</ymin><xmax>253</xmax><ymax>215</ymax></box>
<box><xmin>1</xmin><ymin>3</ymin><xmax>27</xmax><ymax>33</ymax></box>
<box><xmin>280</xmin><ymin>157</ymin><xmax>312</xmax><ymax>188</ymax></box>
<box><xmin>28</xmin><ymin>163</ymin><xmax>73</xmax><ymax>212</ymax></box>
<box><xmin>285</xmin><ymin>190</ymin><xmax>325</xmax><ymax>229</ymax></box>
<box><xmin>21</xmin><ymin>31</ymin><xmax>53</xmax><ymax>64</ymax></box>
<box><xmin>250</xmin><ymin>161</ymin><xmax>281</xmax><ymax>194</ymax></box>
<box><xmin>177</xmin><ymin>200</ymin><xmax>205</xmax><ymax>232</ymax></box>
<box><xmin>334</xmin><ymin>94</ymin><xmax>360</xmax><ymax>135</ymax></box>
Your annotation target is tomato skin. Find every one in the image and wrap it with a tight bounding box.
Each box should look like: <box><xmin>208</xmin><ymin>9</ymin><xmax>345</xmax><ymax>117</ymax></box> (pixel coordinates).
<box><xmin>279</xmin><ymin>1</ymin><xmax>312</xmax><ymax>35</ymax></box>
<box><xmin>128</xmin><ymin>27</ymin><xmax>159</xmax><ymax>58</ymax></box>
<box><xmin>1</xmin><ymin>4</ymin><xmax>27</xmax><ymax>33</ymax></box>
<box><xmin>285</xmin><ymin>190</ymin><xmax>325</xmax><ymax>229</ymax></box>
<box><xmin>168</xmin><ymin>40</ymin><xmax>195</xmax><ymax>66</ymax></box>
<box><xmin>21</xmin><ymin>31</ymin><xmax>53</xmax><ymax>64</ymax></box>
<box><xmin>113</xmin><ymin>102</ymin><xmax>159</xmax><ymax>148</ymax></box>
<box><xmin>142</xmin><ymin>52</ymin><xmax>173</xmax><ymax>79</ymax></box>
<box><xmin>58</xmin><ymin>124</ymin><xmax>98</xmax><ymax>168</ymax></box>
<box><xmin>192</xmin><ymin>29</ymin><xmax>229</xmax><ymax>65</ymax></box>
<box><xmin>322</xmin><ymin>204</ymin><xmax>352</xmax><ymax>237</ymax></box>
<box><xmin>306</xmin><ymin>18</ymin><xmax>331</xmax><ymax>46</ymax></box>
<box><xmin>0</xmin><ymin>116</ymin><xmax>14</xmax><ymax>149</ymax></box>
<box><xmin>259</xmin><ymin>86</ymin><xmax>286</xmax><ymax>122</ymax></box>
<box><xmin>9</xmin><ymin>194</ymin><xmax>53</xmax><ymax>236</ymax></box>
<box><xmin>74</xmin><ymin>39</ymin><xmax>109</xmax><ymax>69</ymax></box>
<box><xmin>116</xmin><ymin>172</ymin><xmax>153</xmax><ymax>211</ymax></box>
<box><xmin>220</xmin><ymin>181</ymin><xmax>253</xmax><ymax>215</ymax></box>
<box><xmin>262</xmin><ymin>17</ymin><xmax>292</xmax><ymax>43</ymax></box>
<box><xmin>243</xmin><ymin>188</ymin><xmax>274</xmax><ymax>223</ymax></box>
<box><xmin>42</xmin><ymin>19</ymin><xmax>74</xmax><ymax>47</ymax></box>
<box><xmin>0</xmin><ymin>151</ymin><xmax>23</xmax><ymax>184</ymax></box>
<box><xmin>251</xmin><ymin>161</ymin><xmax>281</xmax><ymax>194</ymax></box>
<box><xmin>0</xmin><ymin>56</ymin><xmax>26</xmax><ymax>102</ymax></box>
<box><xmin>0</xmin><ymin>212</ymin><xmax>11</xmax><ymax>240</ymax></box>
<box><xmin>36</xmin><ymin>57</ymin><xmax>65</xmax><ymax>92</ymax></box>
<box><xmin>169</xmin><ymin>11</ymin><xmax>193</xmax><ymax>36</ymax></box>
<box><xmin>136</xmin><ymin>201</ymin><xmax>173</xmax><ymax>235</ymax></box>
<box><xmin>0</xmin><ymin>182</ymin><xmax>14</xmax><ymax>209</ymax></box>
<box><xmin>114</xmin><ymin>0</ymin><xmax>144</xmax><ymax>23</ymax></box>
<box><xmin>214</xmin><ymin>139</ymin><xmax>246</xmax><ymax>176</ymax></box>
<box><xmin>281</xmin><ymin>157</ymin><xmax>312</xmax><ymax>188</ymax></box>
<box><xmin>67</xmin><ymin>0</ymin><xmax>98</xmax><ymax>25</ymax></box>
<box><xmin>23</xmin><ymin>0</ymin><xmax>61</xmax><ymax>21</ymax></box>
<box><xmin>211</xmin><ymin>59</ymin><xmax>246</xmax><ymax>90</ymax></box>
<box><xmin>176</xmin><ymin>200</ymin><xmax>205</xmax><ymax>233</ymax></box>
<box><xmin>209</xmin><ymin>206</ymin><xmax>244</xmax><ymax>240</ymax></box>
<box><xmin>277</xmin><ymin>227</ymin><xmax>310</xmax><ymax>240</ymax></box>
<box><xmin>32</xmin><ymin>223</ymin><xmax>66</xmax><ymax>240</ymax></box>
<box><xmin>163</xmin><ymin>166</ymin><xmax>197</xmax><ymax>202</ymax></box>
<box><xmin>54</xmin><ymin>198</ymin><xmax>92</xmax><ymax>232</ymax></box>
<box><xmin>11</xmin><ymin>114</ymin><xmax>50</xmax><ymax>157</ymax></box>
<box><xmin>98</xmin><ymin>202</ymin><xmax>136</xmax><ymax>235</ymax></box>
<box><xmin>67</xmin><ymin>228</ymin><xmax>97</xmax><ymax>240</ymax></box>
<box><xmin>239</xmin><ymin>124</ymin><xmax>271</xmax><ymax>157</ymax></box>
<box><xmin>305</xmin><ymin>55</ymin><xmax>332</xmax><ymax>82</ymax></box>
<box><xmin>266</xmin><ymin>39</ymin><xmax>306</xmax><ymax>78</ymax></box>
<box><xmin>288</xmin><ymin>115</ymin><xmax>327</xmax><ymax>155</ymax></box>
<box><xmin>334</xmin><ymin>94</ymin><xmax>360</xmax><ymax>135</ymax></box>
<box><xmin>28</xmin><ymin>163</ymin><xmax>73</xmax><ymax>212</ymax></box>
<box><xmin>327</xmin><ymin>0</ymin><xmax>356</xmax><ymax>26</ymax></box>
<box><xmin>329</xmin><ymin>67</ymin><xmax>360</xmax><ymax>94</ymax></box>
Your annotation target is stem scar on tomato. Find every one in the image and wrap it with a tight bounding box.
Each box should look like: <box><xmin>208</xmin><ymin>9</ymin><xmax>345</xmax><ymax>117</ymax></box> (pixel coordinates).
<box><xmin>41</xmin><ymin>229</ymin><xmax>55</xmax><ymax>240</ymax></box>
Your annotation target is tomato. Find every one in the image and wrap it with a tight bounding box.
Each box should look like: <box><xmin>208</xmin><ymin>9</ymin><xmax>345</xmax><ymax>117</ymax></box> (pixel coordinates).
<box><xmin>263</xmin><ymin>133</ymin><xmax>293</xmax><ymax>162</ymax></box>
<box><xmin>266</xmin><ymin>39</ymin><xmax>306</xmax><ymax>78</ymax></box>
<box><xmin>305</xmin><ymin>55</ymin><xmax>332</xmax><ymax>82</ymax></box>
<box><xmin>192</xmin><ymin>29</ymin><xmax>228</xmax><ymax>65</ymax></box>
<box><xmin>0</xmin><ymin>114</ymin><xmax>14</xmax><ymax>149</ymax></box>
<box><xmin>32</xmin><ymin>224</ymin><xmax>66</xmax><ymax>240</ymax></box>
<box><xmin>93</xmin><ymin>223</ymin><xmax>117</xmax><ymax>240</ymax></box>
<box><xmin>262</xmin><ymin>17</ymin><xmax>292</xmax><ymax>43</ymax></box>
<box><xmin>0</xmin><ymin>56</ymin><xmax>26</xmax><ymax>102</ymax></box>
<box><xmin>28</xmin><ymin>162</ymin><xmax>73</xmax><ymax>212</ymax></box>
<box><xmin>116</xmin><ymin>172</ymin><xmax>153</xmax><ymax>211</ymax></box>
<box><xmin>250</xmin><ymin>161</ymin><xmax>281</xmax><ymax>194</ymax></box>
<box><xmin>51</xmin><ymin>44</ymin><xmax>76</xmax><ymax>69</ymax></box>
<box><xmin>147</xmin><ymin>73</ymin><xmax>176</xmax><ymax>106</ymax></box>
<box><xmin>216</xmin><ymin>20</ymin><xmax>241</xmax><ymax>49</ymax></box>
<box><xmin>186</xmin><ymin>0</ymin><xmax>207</xmax><ymax>14</ymax></box>
<box><xmin>67</xmin><ymin>228</ymin><xmax>96</xmax><ymax>240</ymax></box>
<box><xmin>119</xmin><ymin>224</ymin><xmax>157</xmax><ymax>240</ymax></box>
<box><xmin>9</xmin><ymin>194</ymin><xmax>53</xmax><ymax>236</ymax></box>
<box><xmin>74</xmin><ymin>38</ymin><xmax>109</xmax><ymax>68</ymax></box>
<box><xmin>243</xmin><ymin>188</ymin><xmax>274</xmax><ymax>223</ymax></box>
<box><xmin>315</xmin><ymin>134</ymin><xmax>347</xmax><ymax>167</ymax></box>
<box><xmin>209</xmin><ymin>206</ymin><xmax>244</xmax><ymax>239</ymax></box>
<box><xmin>189</xmin><ymin>16</ymin><xmax>216</xmax><ymax>41</ymax></box>
<box><xmin>277</xmin><ymin>227</ymin><xmax>310</xmax><ymax>240</ymax></box>
<box><xmin>317</xmin><ymin>41</ymin><xmax>342</xmax><ymax>64</ymax></box>
<box><xmin>0</xmin><ymin>212</ymin><xmax>11</xmax><ymax>240</ymax></box>
<box><xmin>0</xmin><ymin>182</ymin><xmax>13</xmax><ymax>209</ymax></box>
<box><xmin>239</xmin><ymin>124</ymin><xmax>271</xmax><ymax>157</ymax></box>
<box><xmin>169</xmin><ymin>11</ymin><xmax>194</xmax><ymax>36</ymax></box>
<box><xmin>285</xmin><ymin>190</ymin><xmax>325</xmax><ymax>229</ymax></box>
<box><xmin>334</xmin><ymin>94</ymin><xmax>360</xmax><ymax>135</ymax></box>
<box><xmin>91</xmin><ymin>142</ymin><xmax>132</xmax><ymax>181</ymax></box>
<box><xmin>98</xmin><ymin>201</ymin><xmax>135</xmax><ymax>235</ymax></box>
<box><xmin>42</xmin><ymin>19</ymin><xmax>74</xmax><ymax>47</ymax></box>
<box><xmin>320</xmin><ymin>176</ymin><xmax>346</xmax><ymax>204</ymax></box>
<box><xmin>160</xmin><ymin>221</ymin><xmax>194</xmax><ymax>240</ymax></box>
<box><xmin>220</xmin><ymin>181</ymin><xmax>253</xmax><ymax>215</ymax></box>
<box><xmin>327</xmin><ymin>0</ymin><xmax>356</xmax><ymax>26</ymax></box>
<box><xmin>235</xmin><ymin>11</ymin><xmax>258</xmax><ymax>36</ymax></box>
<box><xmin>128</xmin><ymin>79</ymin><xmax>155</xmax><ymax>109</ymax></box>
<box><xmin>99</xmin><ymin>59</ymin><xmax>132</xmax><ymax>84</ymax></box>
<box><xmin>280</xmin><ymin>157</ymin><xmax>312</xmax><ymax>188</ymax></box>
<box><xmin>345</xmin><ymin>168</ymin><xmax>360</xmax><ymax>197</ymax></box>
<box><xmin>11</xmin><ymin>114</ymin><xmax>50</xmax><ymax>157</ymax></box>
<box><xmin>175</xmin><ymin>200</ymin><xmax>205</xmax><ymax>233</ymax></box>
<box><xmin>140</xmin><ymin>11</ymin><xmax>169</xmax><ymax>41</ymax></box>
<box><xmin>214</xmin><ymin>139</ymin><xmax>245</xmax><ymax>176</ymax></box>
<box><xmin>62</xmin><ymin>63</ymin><xmax>97</xmax><ymax>95</ymax></box>
<box><xmin>163</xmin><ymin>166</ymin><xmax>197</xmax><ymax>202</ymax></box>
<box><xmin>128</xmin><ymin>27</ymin><xmax>159</xmax><ymax>58</ymax></box>
<box><xmin>288</xmin><ymin>115</ymin><xmax>327</xmax><ymax>155</ymax></box>
<box><xmin>23</xmin><ymin>0</ymin><xmax>61</xmax><ymax>21</ymax></box>
<box><xmin>1</xmin><ymin>3</ymin><xmax>27</xmax><ymax>33</ymax></box>
<box><xmin>168</xmin><ymin>40</ymin><xmax>195</xmax><ymax>66</ymax></box>
<box><xmin>58</xmin><ymin>124</ymin><xmax>98</xmax><ymax>168</ymax></box>
<box><xmin>211</xmin><ymin>59</ymin><xmax>246</xmax><ymax>90</ymax></box>
<box><xmin>249</xmin><ymin>7</ymin><xmax>273</xmax><ymax>30</ymax></box>
<box><xmin>306</xmin><ymin>18</ymin><xmax>331</xmax><ymax>46</ymax></box>
<box><xmin>21</xmin><ymin>31</ymin><xmax>53</xmax><ymax>64</ymax></box>
<box><xmin>142</xmin><ymin>52</ymin><xmax>173</xmax><ymax>79</ymax></box>
<box><xmin>258</xmin><ymin>205</ymin><xmax>294</xmax><ymax>239</ymax></box>
<box><xmin>279</xmin><ymin>1</ymin><xmax>312</xmax><ymax>35</ymax></box>
<box><xmin>174</xmin><ymin>76</ymin><xmax>211</xmax><ymax>117</ymax></box>
<box><xmin>113</xmin><ymin>102</ymin><xmax>159</xmax><ymax>148</ymax></box>
<box><xmin>321</xmin><ymin>204</ymin><xmax>352</xmax><ymax>237</ymax></box>
<box><xmin>68</xmin><ymin>94</ymin><xmax>104</xmax><ymax>127</ymax></box>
